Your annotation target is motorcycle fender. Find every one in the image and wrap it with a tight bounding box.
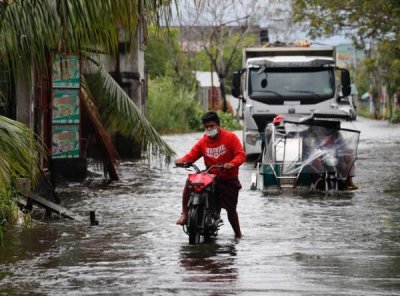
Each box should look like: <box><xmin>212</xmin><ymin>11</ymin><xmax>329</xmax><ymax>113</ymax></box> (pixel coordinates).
<box><xmin>189</xmin><ymin>193</ymin><xmax>202</xmax><ymax>206</ymax></box>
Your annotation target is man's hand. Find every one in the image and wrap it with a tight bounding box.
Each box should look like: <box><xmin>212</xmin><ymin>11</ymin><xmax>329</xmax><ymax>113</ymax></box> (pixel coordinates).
<box><xmin>174</xmin><ymin>158</ymin><xmax>183</xmax><ymax>166</ymax></box>
<box><xmin>223</xmin><ymin>163</ymin><xmax>234</xmax><ymax>170</ymax></box>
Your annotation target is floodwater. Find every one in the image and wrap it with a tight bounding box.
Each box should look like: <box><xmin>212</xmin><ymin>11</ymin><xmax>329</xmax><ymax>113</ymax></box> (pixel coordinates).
<box><xmin>1</xmin><ymin>117</ymin><xmax>400</xmax><ymax>295</ymax></box>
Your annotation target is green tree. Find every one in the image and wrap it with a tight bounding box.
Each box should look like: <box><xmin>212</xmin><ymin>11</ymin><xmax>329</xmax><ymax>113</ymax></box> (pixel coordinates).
<box><xmin>145</xmin><ymin>27</ymin><xmax>193</xmax><ymax>86</ymax></box>
<box><xmin>201</xmin><ymin>32</ymin><xmax>256</xmax><ymax>97</ymax></box>
<box><xmin>293</xmin><ymin>0</ymin><xmax>400</xmax><ymax>119</ymax></box>
<box><xmin>292</xmin><ymin>0</ymin><xmax>400</xmax><ymax>46</ymax></box>
<box><xmin>177</xmin><ymin>0</ymin><xmax>261</xmax><ymax>112</ymax></box>
<box><xmin>145</xmin><ymin>27</ymin><xmax>178</xmax><ymax>78</ymax></box>
<box><xmin>0</xmin><ymin>0</ymin><xmax>179</xmax><ymax>227</ymax></box>
<box><xmin>145</xmin><ymin>26</ymin><xmax>204</xmax><ymax>133</ymax></box>
<box><xmin>0</xmin><ymin>0</ymin><xmax>176</xmax><ymax>162</ymax></box>
<box><xmin>147</xmin><ymin>76</ymin><xmax>203</xmax><ymax>133</ymax></box>
<box><xmin>375</xmin><ymin>40</ymin><xmax>400</xmax><ymax>118</ymax></box>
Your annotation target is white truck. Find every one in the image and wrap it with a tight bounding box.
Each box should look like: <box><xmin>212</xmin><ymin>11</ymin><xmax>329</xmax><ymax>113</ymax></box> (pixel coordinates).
<box><xmin>231</xmin><ymin>43</ymin><xmax>352</xmax><ymax>157</ymax></box>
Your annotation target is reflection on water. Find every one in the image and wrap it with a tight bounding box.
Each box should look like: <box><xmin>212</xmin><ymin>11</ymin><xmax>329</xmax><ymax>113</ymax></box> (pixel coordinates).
<box><xmin>0</xmin><ymin>226</ymin><xmax>61</xmax><ymax>264</ymax></box>
<box><xmin>180</xmin><ymin>242</ymin><xmax>238</xmax><ymax>283</ymax></box>
<box><xmin>1</xmin><ymin>118</ymin><xmax>400</xmax><ymax>295</ymax></box>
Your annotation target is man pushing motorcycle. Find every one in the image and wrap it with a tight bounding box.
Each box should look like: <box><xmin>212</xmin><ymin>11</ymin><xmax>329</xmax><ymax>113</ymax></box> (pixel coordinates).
<box><xmin>174</xmin><ymin>111</ymin><xmax>246</xmax><ymax>239</ymax></box>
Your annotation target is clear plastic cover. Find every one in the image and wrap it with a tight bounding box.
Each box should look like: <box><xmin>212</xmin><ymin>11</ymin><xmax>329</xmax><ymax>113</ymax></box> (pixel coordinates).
<box><xmin>262</xmin><ymin>121</ymin><xmax>360</xmax><ymax>189</ymax></box>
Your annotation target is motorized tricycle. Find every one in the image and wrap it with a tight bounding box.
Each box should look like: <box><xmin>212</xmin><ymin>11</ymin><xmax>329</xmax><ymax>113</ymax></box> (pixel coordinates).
<box><xmin>251</xmin><ymin>114</ymin><xmax>360</xmax><ymax>193</ymax></box>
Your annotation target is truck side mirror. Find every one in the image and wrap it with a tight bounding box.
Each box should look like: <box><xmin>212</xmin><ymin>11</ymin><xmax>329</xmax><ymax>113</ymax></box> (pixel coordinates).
<box><xmin>341</xmin><ymin>86</ymin><xmax>351</xmax><ymax>97</ymax></box>
<box><xmin>232</xmin><ymin>71</ymin><xmax>241</xmax><ymax>89</ymax></box>
<box><xmin>232</xmin><ymin>71</ymin><xmax>241</xmax><ymax>98</ymax></box>
<box><xmin>232</xmin><ymin>88</ymin><xmax>241</xmax><ymax>98</ymax></box>
<box><xmin>341</xmin><ymin>69</ymin><xmax>351</xmax><ymax>97</ymax></box>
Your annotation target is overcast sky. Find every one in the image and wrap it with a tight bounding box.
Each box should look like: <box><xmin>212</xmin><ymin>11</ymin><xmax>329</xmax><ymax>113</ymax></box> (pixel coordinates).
<box><xmin>171</xmin><ymin>0</ymin><xmax>352</xmax><ymax>47</ymax></box>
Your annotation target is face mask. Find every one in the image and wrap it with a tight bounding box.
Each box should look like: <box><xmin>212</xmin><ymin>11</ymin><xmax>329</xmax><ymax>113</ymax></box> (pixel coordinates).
<box><xmin>205</xmin><ymin>128</ymin><xmax>219</xmax><ymax>138</ymax></box>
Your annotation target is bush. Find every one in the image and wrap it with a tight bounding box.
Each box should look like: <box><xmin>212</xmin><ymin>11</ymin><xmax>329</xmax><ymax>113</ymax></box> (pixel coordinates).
<box><xmin>147</xmin><ymin>77</ymin><xmax>242</xmax><ymax>133</ymax></box>
<box><xmin>189</xmin><ymin>110</ymin><xmax>242</xmax><ymax>132</ymax></box>
<box><xmin>147</xmin><ymin>77</ymin><xmax>204</xmax><ymax>134</ymax></box>
<box><xmin>0</xmin><ymin>188</ymin><xmax>20</xmax><ymax>244</ymax></box>
<box><xmin>0</xmin><ymin>188</ymin><xmax>19</xmax><ymax>225</ymax></box>
<box><xmin>216</xmin><ymin>111</ymin><xmax>242</xmax><ymax>131</ymax></box>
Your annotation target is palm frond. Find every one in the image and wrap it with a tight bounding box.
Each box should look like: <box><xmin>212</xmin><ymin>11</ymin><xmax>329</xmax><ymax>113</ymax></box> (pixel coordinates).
<box><xmin>0</xmin><ymin>0</ymin><xmax>176</xmax><ymax>171</ymax></box>
<box><xmin>0</xmin><ymin>0</ymin><xmax>175</xmax><ymax>73</ymax></box>
<box><xmin>84</xmin><ymin>60</ymin><xmax>175</xmax><ymax>162</ymax></box>
<box><xmin>0</xmin><ymin>115</ymin><xmax>44</xmax><ymax>188</ymax></box>
<box><xmin>81</xmin><ymin>76</ymin><xmax>120</xmax><ymax>180</ymax></box>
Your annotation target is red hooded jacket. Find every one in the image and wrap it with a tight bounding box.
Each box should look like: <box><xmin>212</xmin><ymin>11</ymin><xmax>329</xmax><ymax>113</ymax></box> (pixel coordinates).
<box><xmin>180</xmin><ymin>128</ymin><xmax>246</xmax><ymax>180</ymax></box>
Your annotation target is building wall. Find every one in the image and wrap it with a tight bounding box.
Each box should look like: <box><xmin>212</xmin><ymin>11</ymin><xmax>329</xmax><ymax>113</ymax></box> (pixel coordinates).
<box><xmin>100</xmin><ymin>26</ymin><xmax>146</xmax><ymax>115</ymax></box>
<box><xmin>15</xmin><ymin>70</ymin><xmax>33</xmax><ymax>126</ymax></box>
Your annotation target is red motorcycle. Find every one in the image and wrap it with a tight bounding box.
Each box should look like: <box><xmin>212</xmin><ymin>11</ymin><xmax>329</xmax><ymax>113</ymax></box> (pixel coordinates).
<box><xmin>178</xmin><ymin>163</ymin><xmax>224</xmax><ymax>244</ymax></box>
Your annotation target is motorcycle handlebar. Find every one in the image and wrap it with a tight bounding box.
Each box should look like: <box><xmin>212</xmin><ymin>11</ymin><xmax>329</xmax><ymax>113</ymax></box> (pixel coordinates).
<box><xmin>176</xmin><ymin>162</ymin><xmax>224</xmax><ymax>173</ymax></box>
<box><xmin>206</xmin><ymin>164</ymin><xmax>225</xmax><ymax>173</ymax></box>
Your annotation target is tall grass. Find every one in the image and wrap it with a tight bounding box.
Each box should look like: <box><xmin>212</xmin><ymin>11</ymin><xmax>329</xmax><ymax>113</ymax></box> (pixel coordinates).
<box><xmin>0</xmin><ymin>188</ymin><xmax>19</xmax><ymax>224</ymax></box>
<box><xmin>0</xmin><ymin>188</ymin><xmax>20</xmax><ymax>245</ymax></box>
<box><xmin>147</xmin><ymin>77</ymin><xmax>204</xmax><ymax>134</ymax></box>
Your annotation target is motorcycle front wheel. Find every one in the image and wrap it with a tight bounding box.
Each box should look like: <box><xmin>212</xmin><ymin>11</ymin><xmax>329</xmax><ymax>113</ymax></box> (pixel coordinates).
<box><xmin>188</xmin><ymin>205</ymin><xmax>204</xmax><ymax>245</ymax></box>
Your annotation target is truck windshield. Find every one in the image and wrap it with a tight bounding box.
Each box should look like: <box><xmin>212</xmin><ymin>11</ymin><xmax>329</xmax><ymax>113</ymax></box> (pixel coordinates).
<box><xmin>249</xmin><ymin>67</ymin><xmax>335</xmax><ymax>104</ymax></box>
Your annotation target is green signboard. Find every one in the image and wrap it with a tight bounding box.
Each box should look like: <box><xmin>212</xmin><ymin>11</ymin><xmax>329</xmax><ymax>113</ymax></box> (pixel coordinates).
<box><xmin>52</xmin><ymin>125</ymin><xmax>80</xmax><ymax>159</ymax></box>
<box><xmin>52</xmin><ymin>55</ymin><xmax>80</xmax><ymax>88</ymax></box>
<box><xmin>52</xmin><ymin>89</ymin><xmax>80</xmax><ymax>123</ymax></box>
<box><xmin>51</xmin><ymin>54</ymin><xmax>81</xmax><ymax>159</ymax></box>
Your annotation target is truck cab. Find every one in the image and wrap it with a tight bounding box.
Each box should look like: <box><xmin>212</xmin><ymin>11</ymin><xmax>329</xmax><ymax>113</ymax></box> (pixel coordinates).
<box><xmin>232</xmin><ymin>44</ymin><xmax>351</xmax><ymax>157</ymax></box>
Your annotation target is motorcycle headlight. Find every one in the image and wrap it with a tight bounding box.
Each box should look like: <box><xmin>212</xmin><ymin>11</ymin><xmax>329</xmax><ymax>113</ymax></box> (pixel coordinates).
<box><xmin>245</xmin><ymin>132</ymin><xmax>259</xmax><ymax>145</ymax></box>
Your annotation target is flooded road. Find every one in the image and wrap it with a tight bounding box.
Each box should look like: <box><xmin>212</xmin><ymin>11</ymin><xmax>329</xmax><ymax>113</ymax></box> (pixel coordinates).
<box><xmin>1</xmin><ymin>117</ymin><xmax>400</xmax><ymax>295</ymax></box>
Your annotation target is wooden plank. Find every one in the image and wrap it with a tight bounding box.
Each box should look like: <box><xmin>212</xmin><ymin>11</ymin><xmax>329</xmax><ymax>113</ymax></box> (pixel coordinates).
<box><xmin>26</xmin><ymin>193</ymin><xmax>85</xmax><ymax>222</ymax></box>
<box><xmin>17</xmin><ymin>196</ymin><xmax>27</xmax><ymax>207</ymax></box>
